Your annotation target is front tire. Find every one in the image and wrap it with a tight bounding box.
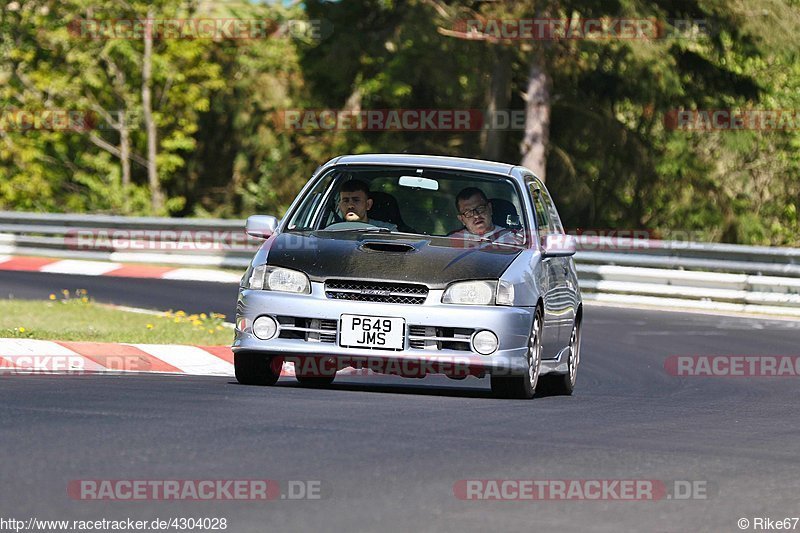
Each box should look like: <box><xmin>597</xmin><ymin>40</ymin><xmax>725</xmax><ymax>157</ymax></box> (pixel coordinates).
<box><xmin>295</xmin><ymin>356</ymin><xmax>336</xmax><ymax>387</ymax></box>
<box><xmin>234</xmin><ymin>352</ymin><xmax>281</xmax><ymax>386</ymax></box>
<box><xmin>491</xmin><ymin>308</ymin><xmax>542</xmax><ymax>399</ymax></box>
<box><xmin>539</xmin><ymin>317</ymin><xmax>581</xmax><ymax>396</ymax></box>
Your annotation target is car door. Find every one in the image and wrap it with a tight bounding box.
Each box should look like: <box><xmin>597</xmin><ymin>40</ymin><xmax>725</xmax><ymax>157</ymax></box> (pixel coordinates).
<box><xmin>526</xmin><ymin>177</ymin><xmax>562</xmax><ymax>360</ymax></box>
<box><xmin>536</xmin><ymin>180</ymin><xmax>577</xmax><ymax>352</ymax></box>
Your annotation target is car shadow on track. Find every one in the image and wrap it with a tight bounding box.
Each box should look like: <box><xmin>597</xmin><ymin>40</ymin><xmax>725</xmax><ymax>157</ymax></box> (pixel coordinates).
<box><xmin>228</xmin><ymin>379</ymin><xmax>567</xmax><ymax>400</ymax></box>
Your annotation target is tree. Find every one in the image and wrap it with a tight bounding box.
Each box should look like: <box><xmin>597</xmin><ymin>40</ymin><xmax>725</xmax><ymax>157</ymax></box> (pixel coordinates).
<box><xmin>0</xmin><ymin>0</ymin><xmax>225</xmax><ymax>215</ymax></box>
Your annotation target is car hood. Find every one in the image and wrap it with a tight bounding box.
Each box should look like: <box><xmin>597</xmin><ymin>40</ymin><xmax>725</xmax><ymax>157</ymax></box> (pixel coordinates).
<box><xmin>264</xmin><ymin>231</ymin><xmax>523</xmax><ymax>289</ymax></box>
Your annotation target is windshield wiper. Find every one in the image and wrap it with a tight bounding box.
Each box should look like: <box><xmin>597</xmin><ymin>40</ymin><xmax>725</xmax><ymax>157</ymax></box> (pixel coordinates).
<box><xmin>321</xmin><ymin>226</ymin><xmax>393</xmax><ymax>233</ymax></box>
<box><xmin>471</xmin><ymin>236</ymin><xmax>525</xmax><ymax>249</ymax></box>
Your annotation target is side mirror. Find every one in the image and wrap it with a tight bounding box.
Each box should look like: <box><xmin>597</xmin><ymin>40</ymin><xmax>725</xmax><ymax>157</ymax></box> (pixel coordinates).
<box><xmin>541</xmin><ymin>234</ymin><xmax>576</xmax><ymax>257</ymax></box>
<box><xmin>246</xmin><ymin>215</ymin><xmax>278</xmax><ymax>239</ymax></box>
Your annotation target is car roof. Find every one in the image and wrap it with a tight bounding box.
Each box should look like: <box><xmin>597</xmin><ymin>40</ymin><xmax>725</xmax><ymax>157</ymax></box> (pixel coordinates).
<box><xmin>330</xmin><ymin>154</ymin><xmax>518</xmax><ymax>177</ymax></box>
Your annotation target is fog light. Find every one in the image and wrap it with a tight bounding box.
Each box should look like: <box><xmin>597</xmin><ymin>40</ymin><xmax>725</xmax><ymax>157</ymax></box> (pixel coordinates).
<box><xmin>253</xmin><ymin>315</ymin><xmax>278</xmax><ymax>340</ymax></box>
<box><xmin>472</xmin><ymin>330</ymin><xmax>498</xmax><ymax>355</ymax></box>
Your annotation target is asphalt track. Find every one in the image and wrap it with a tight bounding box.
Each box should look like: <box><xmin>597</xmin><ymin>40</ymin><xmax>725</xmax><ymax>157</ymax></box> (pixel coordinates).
<box><xmin>1</xmin><ymin>271</ymin><xmax>800</xmax><ymax>532</ymax></box>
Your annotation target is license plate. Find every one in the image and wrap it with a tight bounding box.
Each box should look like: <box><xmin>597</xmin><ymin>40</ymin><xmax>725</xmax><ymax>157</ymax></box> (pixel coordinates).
<box><xmin>339</xmin><ymin>314</ymin><xmax>405</xmax><ymax>350</ymax></box>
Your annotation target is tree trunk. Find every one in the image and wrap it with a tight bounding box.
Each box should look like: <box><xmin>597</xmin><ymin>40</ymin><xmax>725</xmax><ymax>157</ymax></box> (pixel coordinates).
<box><xmin>141</xmin><ymin>8</ymin><xmax>162</xmax><ymax>212</ymax></box>
<box><xmin>519</xmin><ymin>50</ymin><xmax>550</xmax><ymax>181</ymax></box>
<box><xmin>119</xmin><ymin>118</ymin><xmax>131</xmax><ymax>212</ymax></box>
<box><xmin>481</xmin><ymin>46</ymin><xmax>512</xmax><ymax>162</ymax></box>
<box><xmin>103</xmin><ymin>55</ymin><xmax>132</xmax><ymax>210</ymax></box>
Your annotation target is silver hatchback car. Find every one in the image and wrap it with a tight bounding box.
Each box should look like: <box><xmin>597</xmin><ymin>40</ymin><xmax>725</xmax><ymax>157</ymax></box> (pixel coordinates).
<box><xmin>233</xmin><ymin>154</ymin><xmax>582</xmax><ymax>399</ymax></box>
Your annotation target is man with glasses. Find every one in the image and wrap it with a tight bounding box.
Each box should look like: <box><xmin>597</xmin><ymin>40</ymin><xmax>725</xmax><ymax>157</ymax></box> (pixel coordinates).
<box><xmin>451</xmin><ymin>187</ymin><xmax>523</xmax><ymax>244</ymax></box>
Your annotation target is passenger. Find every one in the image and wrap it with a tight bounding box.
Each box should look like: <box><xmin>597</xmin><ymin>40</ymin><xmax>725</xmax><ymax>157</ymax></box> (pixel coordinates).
<box><xmin>336</xmin><ymin>179</ymin><xmax>398</xmax><ymax>230</ymax></box>
<box><xmin>451</xmin><ymin>187</ymin><xmax>523</xmax><ymax>244</ymax></box>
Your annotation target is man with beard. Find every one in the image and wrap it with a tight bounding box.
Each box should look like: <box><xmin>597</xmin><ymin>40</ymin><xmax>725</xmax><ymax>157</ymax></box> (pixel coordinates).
<box><xmin>336</xmin><ymin>179</ymin><xmax>398</xmax><ymax>230</ymax></box>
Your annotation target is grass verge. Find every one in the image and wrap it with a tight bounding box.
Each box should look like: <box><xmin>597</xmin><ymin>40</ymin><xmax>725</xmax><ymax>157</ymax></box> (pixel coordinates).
<box><xmin>0</xmin><ymin>291</ymin><xmax>232</xmax><ymax>344</ymax></box>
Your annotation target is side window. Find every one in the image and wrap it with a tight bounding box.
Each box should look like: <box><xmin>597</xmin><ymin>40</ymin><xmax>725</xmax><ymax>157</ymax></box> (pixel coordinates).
<box><xmin>535</xmin><ymin>179</ymin><xmax>565</xmax><ymax>235</ymax></box>
<box><xmin>527</xmin><ymin>180</ymin><xmax>550</xmax><ymax>239</ymax></box>
<box><xmin>286</xmin><ymin>171</ymin><xmax>336</xmax><ymax>230</ymax></box>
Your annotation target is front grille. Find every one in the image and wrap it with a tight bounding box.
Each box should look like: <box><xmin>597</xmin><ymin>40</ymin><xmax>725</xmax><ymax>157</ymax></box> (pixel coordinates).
<box><xmin>408</xmin><ymin>326</ymin><xmax>474</xmax><ymax>351</ymax></box>
<box><xmin>325</xmin><ymin>280</ymin><xmax>428</xmax><ymax>305</ymax></box>
<box><xmin>309</xmin><ymin>318</ymin><xmax>337</xmax><ymax>343</ymax></box>
<box><xmin>276</xmin><ymin>316</ymin><xmax>337</xmax><ymax>343</ymax></box>
<box><xmin>409</xmin><ymin>326</ymin><xmax>436</xmax><ymax>349</ymax></box>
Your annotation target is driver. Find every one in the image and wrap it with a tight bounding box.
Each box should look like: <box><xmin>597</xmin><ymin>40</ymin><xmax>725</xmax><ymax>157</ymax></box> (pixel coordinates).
<box><xmin>450</xmin><ymin>187</ymin><xmax>523</xmax><ymax>244</ymax></box>
<box><xmin>337</xmin><ymin>179</ymin><xmax>397</xmax><ymax>230</ymax></box>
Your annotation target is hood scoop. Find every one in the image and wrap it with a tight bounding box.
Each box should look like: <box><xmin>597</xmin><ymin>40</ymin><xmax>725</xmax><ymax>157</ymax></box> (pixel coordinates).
<box><xmin>360</xmin><ymin>241</ymin><xmax>416</xmax><ymax>254</ymax></box>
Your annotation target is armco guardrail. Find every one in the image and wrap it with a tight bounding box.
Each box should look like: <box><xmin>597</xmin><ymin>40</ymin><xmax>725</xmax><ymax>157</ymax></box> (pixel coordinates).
<box><xmin>575</xmin><ymin>236</ymin><xmax>800</xmax><ymax>315</ymax></box>
<box><xmin>0</xmin><ymin>211</ymin><xmax>254</xmax><ymax>269</ymax></box>
<box><xmin>1</xmin><ymin>211</ymin><xmax>799</xmax><ymax>316</ymax></box>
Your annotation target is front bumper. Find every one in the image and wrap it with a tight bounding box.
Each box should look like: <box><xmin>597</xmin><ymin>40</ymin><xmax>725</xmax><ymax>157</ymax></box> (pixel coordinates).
<box><xmin>233</xmin><ymin>282</ymin><xmax>541</xmax><ymax>376</ymax></box>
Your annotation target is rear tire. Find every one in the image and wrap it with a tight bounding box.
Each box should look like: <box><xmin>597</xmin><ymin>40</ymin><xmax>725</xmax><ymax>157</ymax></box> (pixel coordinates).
<box><xmin>491</xmin><ymin>308</ymin><xmax>542</xmax><ymax>399</ymax></box>
<box><xmin>234</xmin><ymin>352</ymin><xmax>281</xmax><ymax>386</ymax></box>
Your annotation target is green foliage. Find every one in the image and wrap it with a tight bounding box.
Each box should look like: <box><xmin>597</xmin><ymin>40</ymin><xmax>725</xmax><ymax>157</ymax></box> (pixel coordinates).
<box><xmin>0</xmin><ymin>296</ymin><xmax>232</xmax><ymax>344</ymax></box>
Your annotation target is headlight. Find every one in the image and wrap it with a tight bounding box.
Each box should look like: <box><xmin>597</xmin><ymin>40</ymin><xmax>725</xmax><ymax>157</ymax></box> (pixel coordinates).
<box><xmin>442</xmin><ymin>280</ymin><xmax>496</xmax><ymax>305</ymax></box>
<box><xmin>266</xmin><ymin>267</ymin><xmax>310</xmax><ymax>293</ymax></box>
<box><xmin>245</xmin><ymin>265</ymin><xmax>310</xmax><ymax>294</ymax></box>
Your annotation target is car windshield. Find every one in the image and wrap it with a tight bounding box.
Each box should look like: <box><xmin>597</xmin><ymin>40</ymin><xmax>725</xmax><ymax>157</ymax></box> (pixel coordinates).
<box><xmin>285</xmin><ymin>165</ymin><xmax>527</xmax><ymax>245</ymax></box>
